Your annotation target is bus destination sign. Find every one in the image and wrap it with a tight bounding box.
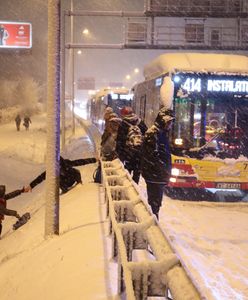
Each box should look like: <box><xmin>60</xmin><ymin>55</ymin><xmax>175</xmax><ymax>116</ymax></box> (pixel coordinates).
<box><xmin>173</xmin><ymin>73</ymin><xmax>248</xmax><ymax>94</ymax></box>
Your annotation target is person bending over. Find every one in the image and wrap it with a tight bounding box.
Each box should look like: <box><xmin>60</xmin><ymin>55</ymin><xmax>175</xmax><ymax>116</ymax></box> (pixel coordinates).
<box><xmin>25</xmin><ymin>156</ymin><xmax>97</xmax><ymax>194</ymax></box>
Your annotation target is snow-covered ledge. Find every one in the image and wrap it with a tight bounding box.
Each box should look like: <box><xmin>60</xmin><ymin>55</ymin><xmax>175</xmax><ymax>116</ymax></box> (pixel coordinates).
<box><xmin>101</xmin><ymin>159</ymin><xmax>202</xmax><ymax>300</ymax></box>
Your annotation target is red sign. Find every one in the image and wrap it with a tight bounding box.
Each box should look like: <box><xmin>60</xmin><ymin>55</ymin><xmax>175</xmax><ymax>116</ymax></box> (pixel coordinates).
<box><xmin>0</xmin><ymin>21</ymin><xmax>32</xmax><ymax>49</ymax></box>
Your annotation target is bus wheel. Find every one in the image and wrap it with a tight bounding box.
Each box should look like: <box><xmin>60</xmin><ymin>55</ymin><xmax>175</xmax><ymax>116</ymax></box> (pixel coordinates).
<box><xmin>242</xmin><ymin>193</ymin><xmax>248</xmax><ymax>202</ymax></box>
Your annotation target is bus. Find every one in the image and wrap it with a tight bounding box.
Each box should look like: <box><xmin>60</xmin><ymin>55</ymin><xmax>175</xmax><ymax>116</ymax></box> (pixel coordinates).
<box><xmin>133</xmin><ymin>53</ymin><xmax>248</xmax><ymax>194</ymax></box>
<box><xmin>89</xmin><ymin>87</ymin><xmax>132</xmax><ymax>131</ymax></box>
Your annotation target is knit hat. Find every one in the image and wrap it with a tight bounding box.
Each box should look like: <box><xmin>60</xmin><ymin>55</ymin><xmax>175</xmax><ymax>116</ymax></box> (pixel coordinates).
<box><xmin>155</xmin><ymin>107</ymin><xmax>175</xmax><ymax>129</ymax></box>
<box><xmin>120</xmin><ymin>106</ymin><xmax>133</xmax><ymax>117</ymax></box>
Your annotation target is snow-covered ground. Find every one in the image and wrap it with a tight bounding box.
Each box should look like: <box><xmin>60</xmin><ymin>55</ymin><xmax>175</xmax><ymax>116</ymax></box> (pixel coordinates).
<box><xmin>0</xmin><ymin>114</ymin><xmax>118</xmax><ymax>300</ymax></box>
<box><xmin>160</xmin><ymin>200</ymin><xmax>248</xmax><ymax>300</ymax></box>
<box><xmin>0</xmin><ymin>113</ymin><xmax>248</xmax><ymax>300</ymax></box>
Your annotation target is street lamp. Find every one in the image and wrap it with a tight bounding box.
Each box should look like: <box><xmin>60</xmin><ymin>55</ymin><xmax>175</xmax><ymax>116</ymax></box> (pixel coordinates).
<box><xmin>82</xmin><ymin>28</ymin><xmax>89</xmax><ymax>35</ymax></box>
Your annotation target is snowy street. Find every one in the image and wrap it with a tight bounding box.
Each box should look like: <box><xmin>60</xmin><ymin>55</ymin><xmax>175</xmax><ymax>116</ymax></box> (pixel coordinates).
<box><xmin>0</xmin><ymin>113</ymin><xmax>248</xmax><ymax>299</ymax></box>
<box><xmin>160</xmin><ymin>200</ymin><xmax>248</xmax><ymax>300</ymax></box>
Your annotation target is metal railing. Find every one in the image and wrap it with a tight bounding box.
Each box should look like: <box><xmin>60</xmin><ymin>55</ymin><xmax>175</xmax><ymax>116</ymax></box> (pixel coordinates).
<box><xmin>102</xmin><ymin>159</ymin><xmax>203</xmax><ymax>300</ymax></box>
<box><xmin>145</xmin><ymin>0</ymin><xmax>248</xmax><ymax>16</ymax></box>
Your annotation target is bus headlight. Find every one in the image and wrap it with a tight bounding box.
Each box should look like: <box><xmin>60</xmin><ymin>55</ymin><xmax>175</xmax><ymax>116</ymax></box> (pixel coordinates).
<box><xmin>171</xmin><ymin>168</ymin><xmax>180</xmax><ymax>176</ymax></box>
<box><xmin>175</xmin><ymin>138</ymin><xmax>183</xmax><ymax>146</ymax></box>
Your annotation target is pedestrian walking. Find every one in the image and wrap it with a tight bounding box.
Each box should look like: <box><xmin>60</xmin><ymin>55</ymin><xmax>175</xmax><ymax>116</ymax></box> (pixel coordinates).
<box><xmin>141</xmin><ymin>107</ymin><xmax>175</xmax><ymax>219</ymax></box>
<box><xmin>15</xmin><ymin>114</ymin><xmax>21</xmax><ymax>131</ymax></box>
<box><xmin>23</xmin><ymin>116</ymin><xmax>32</xmax><ymax>130</ymax></box>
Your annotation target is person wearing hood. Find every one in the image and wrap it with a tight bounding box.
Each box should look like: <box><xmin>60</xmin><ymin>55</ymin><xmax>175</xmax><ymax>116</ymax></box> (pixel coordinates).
<box><xmin>0</xmin><ymin>185</ymin><xmax>25</xmax><ymax>237</ymax></box>
<box><xmin>101</xmin><ymin>113</ymin><xmax>122</xmax><ymax>161</ymax></box>
<box><xmin>25</xmin><ymin>156</ymin><xmax>97</xmax><ymax>194</ymax></box>
<box><xmin>141</xmin><ymin>107</ymin><xmax>175</xmax><ymax>219</ymax></box>
<box><xmin>116</xmin><ymin>106</ymin><xmax>147</xmax><ymax>183</ymax></box>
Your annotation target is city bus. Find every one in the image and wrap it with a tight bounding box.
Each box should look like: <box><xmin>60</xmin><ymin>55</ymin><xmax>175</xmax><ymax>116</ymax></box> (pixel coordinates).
<box><xmin>89</xmin><ymin>87</ymin><xmax>132</xmax><ymax>131</ymax></box>
<box><xmin>133</xmin><ymin>53</ymin><xmax>248</xmax><ymax>195</ymax></box>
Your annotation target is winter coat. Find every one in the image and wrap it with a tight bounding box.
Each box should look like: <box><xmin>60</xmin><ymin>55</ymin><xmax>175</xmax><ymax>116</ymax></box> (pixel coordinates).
<box><xmin>15</xmin><ymin>115</ymin><xmax>21</xmax><ymax>125</ymax></box>
<box><xmin>141</xmin><ymin>125</ymin><xmax>172</xmax><ymax>184</ymax></box>
<box><xmin>23</xmin><ymin>116</ymin><xmax>31</xmax><ymax>128</ymax></box>
<box><xmin>101</xmin><ymin>131</ymin><xmax>118</xmax><ymax>161</ymax></box>
<box><xmin>29</xmin><ymin>156</ymin><xmax>97</xmax><ymax>191</ymax></box>
<box><xmin>0</xmin><ymin>189</ymin><xmax>24</xmax><ymax>221</ymax></box>
<box><xmin>116</xmin><ymin>114</ymin><xmax>147</xmax><ymax>163</ymax></box>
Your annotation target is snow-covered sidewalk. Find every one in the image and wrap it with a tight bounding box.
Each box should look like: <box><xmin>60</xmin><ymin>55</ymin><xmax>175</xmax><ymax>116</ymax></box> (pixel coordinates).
<box><xmin>0</xmin><ymin>114</ymin><xmax>117</xmax><ymax>300</ymax></box>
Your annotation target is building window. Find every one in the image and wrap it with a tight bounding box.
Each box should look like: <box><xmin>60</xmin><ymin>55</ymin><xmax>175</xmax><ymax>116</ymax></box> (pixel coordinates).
<box><xmin>241</xmin><ymin>26</ymin><xmax>248</xmax><ymax>45</ymax></box>
<box><xmin>126</xmin><ymin>19</ymin><xmax>147</xmax><ymax>43</ymax></box>
<box><xmin>190</xmin><ymin>0</ymin><xmax>210</xmax><ymax>13</ymax></box>
<box><xmin>210</xmin><ymin>29</ymin><xmax>220</xmax><ymax>46</ymax></box>
<box><xmin>185</xmin><ymin>24</ymin><xmax>204</xmax><ymax>43</ymax></box>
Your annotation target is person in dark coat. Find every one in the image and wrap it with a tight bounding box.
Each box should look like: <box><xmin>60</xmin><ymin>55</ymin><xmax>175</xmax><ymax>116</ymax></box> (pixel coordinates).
<box><xmin>0</xmin><ymin>185</ymin><xmax>24</xmax><ymax>237</ymax></box>
<box><xmin>141</xmin><ymin>107</ymin><xmax>175</xmax><ymax>219</ymax></box>
<box><xmin>25</xmin><ymin>156</ymin><xmax>97</xmax><ymax>194</ymax></box>
<box><xmin>116</xmin><ymin>106</ymin><xmax>147</xmax><ymax>184</ymax></box>
<box><xmin>15</xmin><ymin>114</ymin><xmax>21</xmax><ymax>131</ymax></box>
<box><xmin>23</xmin><ymin>116</ymin><xmax>32</xmax><ymax>130</ymax></box>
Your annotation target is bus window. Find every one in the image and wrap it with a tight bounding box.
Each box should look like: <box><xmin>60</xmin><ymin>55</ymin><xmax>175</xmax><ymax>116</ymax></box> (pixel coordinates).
<box><xmin>174</xmin><ymin>97</ymin><xmax>193</xmax><ymax>148</ymax></box>
<box><xmin>140</xmin><ymin>95</ymin><xmax>146</xmax><ymax>121</ymax></box>
<box><xmin>174</xmin><ymin>96</ymin><xmax>240</xmax><ymax>150</ymax></box>
<box><xmin>205</xmin><ymin>99</ymin><xmax>226</xmax><ymax>141</ymax></box>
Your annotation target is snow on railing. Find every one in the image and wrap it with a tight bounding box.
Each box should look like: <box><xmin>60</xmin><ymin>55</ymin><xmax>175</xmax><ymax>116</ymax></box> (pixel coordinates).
<box><xmin>101</xmin><ymin>158</ymin><xmax>202</xmax><ymax>300</ymax></box>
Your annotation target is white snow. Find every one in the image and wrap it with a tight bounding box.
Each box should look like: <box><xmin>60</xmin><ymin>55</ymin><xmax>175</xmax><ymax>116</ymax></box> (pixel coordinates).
<box><xmin>0</xmin><ymin>114</ymin><xmax>117</xmax><ymax>300</ymax></box>
<box><xmin>0</xmin><ymin>112</ymin><xmax>248</xmax><ymax>300</ymax></box>
<box><xmin>159</xmin><ymin>199</ymin><xmax>248</xmax><ymax>300</ymax></box>
<box><xmin>160</xmin><ymin>76</ymin><xmax>174</xmax><ymax>109</ymax></box>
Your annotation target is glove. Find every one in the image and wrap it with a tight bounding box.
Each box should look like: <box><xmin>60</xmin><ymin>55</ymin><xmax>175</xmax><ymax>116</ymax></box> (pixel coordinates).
<box><xmin>15</xmin><ymin>213</ymin><xmax>21</xmax><ymax>219</ymax></box>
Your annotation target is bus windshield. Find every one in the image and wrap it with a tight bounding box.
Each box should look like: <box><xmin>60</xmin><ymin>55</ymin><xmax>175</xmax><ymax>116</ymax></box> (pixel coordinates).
<box><xmin>173</xmin><ymin>96</ymin><xmax>248</xmax><ymax>159</ymax></box>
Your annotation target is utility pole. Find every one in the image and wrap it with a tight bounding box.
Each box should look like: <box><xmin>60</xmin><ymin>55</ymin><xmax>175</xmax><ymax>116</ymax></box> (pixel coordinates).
<box><xmin>61</xmin><ymin>4</ymin><xmax>66</xmax><ymax>149</ymax></box>
<box><xmin>46</xmin><ymin>0</ymin><xmax>60</xmax><ymax>236</ymax></box>
<box><xmin>70</xmin><ymin>0</ymin><xmax>75</xmax><ymax>135</ymax></box>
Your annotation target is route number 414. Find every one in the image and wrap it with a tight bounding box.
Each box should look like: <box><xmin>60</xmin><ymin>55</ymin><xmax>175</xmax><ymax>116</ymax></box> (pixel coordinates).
<box><xmin>182</xmin><ymin>78</ymin><xmax>202</xmax><ymax>92</ymax></box>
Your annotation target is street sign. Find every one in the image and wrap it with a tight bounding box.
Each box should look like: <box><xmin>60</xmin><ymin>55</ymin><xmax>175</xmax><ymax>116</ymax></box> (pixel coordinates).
<box><xmin>0</xmin><ymin>21</ymin><xmax>32</xmax><ymax>49</ymax></box>
<box><xmin>77</xmin><ymin>77</ymin><xmax>95</xmax><ymax>90</ymax></box>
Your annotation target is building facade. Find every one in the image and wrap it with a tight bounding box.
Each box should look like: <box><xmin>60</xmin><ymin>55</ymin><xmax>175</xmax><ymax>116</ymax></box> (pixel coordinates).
<box><xmin>125</xmin><ymin>0</ymin><xmax>248</xmax><ymax>51</ymax></box>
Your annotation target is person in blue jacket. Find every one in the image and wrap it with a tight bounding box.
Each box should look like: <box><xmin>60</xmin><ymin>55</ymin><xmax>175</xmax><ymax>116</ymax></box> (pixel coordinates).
<box><xmin>141</xmin><ymin>107</ymin><xmax>175</xmax><ymax>219</ymax></box>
